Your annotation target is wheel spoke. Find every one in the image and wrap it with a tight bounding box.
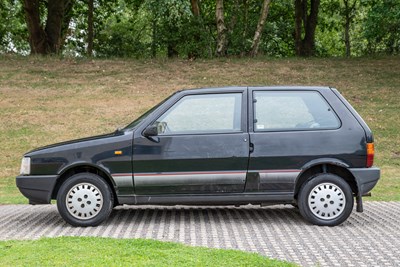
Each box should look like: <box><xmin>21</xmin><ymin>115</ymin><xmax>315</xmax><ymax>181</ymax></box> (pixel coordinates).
<box><xmin>308</xmin><ymin>182</ymin><xmax>346</xmax><ymax>220</ymax></box>
<box><xmin>65</xmin><ymin>183</ymin><xmax>103</xmax><ymax>220</ymax></box>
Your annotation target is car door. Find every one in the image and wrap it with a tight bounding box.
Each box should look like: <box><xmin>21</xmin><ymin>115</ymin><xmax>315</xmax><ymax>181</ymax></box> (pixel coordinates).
<box><xmin>132</xmin><ymin>89</ymin><xmax>250</xmax><ymax>195</ymax></box>
<box><xmin>247</xmin><ymin>88</ymin><xmax>346</xmax><ymax>194</ymax></box>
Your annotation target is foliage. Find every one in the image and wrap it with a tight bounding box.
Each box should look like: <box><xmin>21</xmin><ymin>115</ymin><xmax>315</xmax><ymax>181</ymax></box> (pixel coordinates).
<box><xmin>363</xmin><ymin>0</ymin><xmax>400</xmax><ymax>54</ymax></box>
<box><xmin>95</xmin><ymin>1</ymin><xmax>152</xmax><ymax>58</ymax></box>
<box><xmin>0</xmin><ymin>237</ymin><xmax>295</xmax><ymax>266</ymax></box>
<box><xmin>94</xmin><ymin>0</ymin><xmax>213</xmax><ymax>58</ymax></box>
<box><xmin>144</xmin><ymin>0</ymin><xmax>197</xmax><ymax>58</ymax></box>
<box><xmin>262</xmin><ymin>0</ymin><xmax>295</xmax><ymax>57</ymax></box>
<box><xmin>1</xmin><ymin>0</ymin><xmax>399</xmax><ymax>57</ymax></box>
<box><xmin>0</xmin><ymin>0</ymin><xmax>29</xmax><ymax>54</ymax></box>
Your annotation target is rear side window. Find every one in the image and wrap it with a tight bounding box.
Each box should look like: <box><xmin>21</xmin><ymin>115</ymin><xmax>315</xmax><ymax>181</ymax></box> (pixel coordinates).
<box><xmin>253</xmin><ymin>91</ymin><xmax>340</xmax><ymax>131</ymax></box>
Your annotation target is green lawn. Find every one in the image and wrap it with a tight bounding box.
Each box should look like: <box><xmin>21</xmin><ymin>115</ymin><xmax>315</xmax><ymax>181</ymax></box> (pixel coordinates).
<box><xmin>0</xmin><ymin>55</ymin><xmax>399</xmax><ymax>202</ymax></box>
<box><xmin>0</xmin><ymin>237</ymin><xmax>295</xmax><ymax>266</ymax></box>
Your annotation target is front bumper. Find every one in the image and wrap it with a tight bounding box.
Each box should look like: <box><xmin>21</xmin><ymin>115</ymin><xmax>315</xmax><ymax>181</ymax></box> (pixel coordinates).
<box><xmin>349</xmin><ymin>167</ymin><xmax>380</xmax><ymax>195</ymax></box>
<box><xmin>16</xmin><ymin>175</ymin><xmax>58</xmax><ymax>204</ymax></box>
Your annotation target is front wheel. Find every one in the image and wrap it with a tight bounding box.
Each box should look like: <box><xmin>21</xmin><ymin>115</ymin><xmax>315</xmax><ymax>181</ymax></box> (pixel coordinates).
<box><xmin>57</xmin><ymin>173</ymin><xmax>114</xmax><ymax>227</ymax></box>
<box><xmin>298</xmin><ymin>173</ymin><xmax>354</xmax><ymax>226</ymax></box>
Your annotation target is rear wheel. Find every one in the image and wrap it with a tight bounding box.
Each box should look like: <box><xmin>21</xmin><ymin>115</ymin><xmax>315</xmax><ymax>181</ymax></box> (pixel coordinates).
<box><xmin>57</xmin><ymin>173</ymin><xmax>113</xmax><ymax>227</ymax></box>
<box><xmin>298</xmin><ymin>173</ymin><xmax>353</xmax><ymax>226</ymax></box>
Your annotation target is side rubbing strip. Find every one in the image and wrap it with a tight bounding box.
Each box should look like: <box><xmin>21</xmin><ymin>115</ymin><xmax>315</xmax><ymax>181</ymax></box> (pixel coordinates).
<box><xmin>111</xmin><ymin>174</ymin><xmax>133</xmax><ymax>188</ymax></box>
<box><xmin>134</xmin><ymin>171</ymin><xmax>247</xmax><ymax>186</ymax></box>
<box><xmin>258</xmin><ymin>170</ymin><xmax>300</xmax><ymax>184</ymax></box>
<box><xmin>246</xmin><ymin>169</ymin><xmax>300</xmax><ymax>192</ymax></box>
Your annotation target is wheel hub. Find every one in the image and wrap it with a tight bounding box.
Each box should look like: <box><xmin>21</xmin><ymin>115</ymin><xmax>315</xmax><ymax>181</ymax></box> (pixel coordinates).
<box><xmin>66</xmin><ymin>183</ymin><xmax>103</xmax><ymax>220</ymax></box>
<box><xmin>308</xmin><ymin>182</ymin><xmax>346</xmax><ymax>220</ymax></box>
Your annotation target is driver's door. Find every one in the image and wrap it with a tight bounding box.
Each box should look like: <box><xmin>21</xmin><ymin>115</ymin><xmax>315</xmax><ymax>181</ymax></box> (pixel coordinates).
<box><xmin>132</xmin><ymin>91</ymin><xmax>249</xmax><ymax>195</ymax></box>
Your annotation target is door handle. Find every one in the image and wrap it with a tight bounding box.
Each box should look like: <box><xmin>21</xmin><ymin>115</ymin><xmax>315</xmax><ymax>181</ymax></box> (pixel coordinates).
<box><xmin>249</xmin><ymin>143</ymin><xmax>254</xmax><ymax>153</ymax></box>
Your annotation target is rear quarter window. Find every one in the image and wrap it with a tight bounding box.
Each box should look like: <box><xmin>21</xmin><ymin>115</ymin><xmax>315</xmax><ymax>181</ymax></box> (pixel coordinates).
<box><xmin>253</xmin><ymin>91</ymin><xmax>340</xmax><ymax>131</ymax></box>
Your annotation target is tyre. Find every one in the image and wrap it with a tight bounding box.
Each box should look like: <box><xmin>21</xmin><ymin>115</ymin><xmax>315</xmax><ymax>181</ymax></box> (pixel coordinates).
<box><xmin>57</xmin><ymin>173</ymin><xmax>114</xmax><ymax>227</ymax></box>
<box><xmin>298</xmin><ymin>173</ymin><xmax>354</xmax><ymax>226</ymax></box>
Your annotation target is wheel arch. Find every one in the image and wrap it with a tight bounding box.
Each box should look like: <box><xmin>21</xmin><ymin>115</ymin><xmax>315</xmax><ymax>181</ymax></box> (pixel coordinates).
<box><xmin>51</xmin><ymin>163</ymin><xmax>118</xmax><ymax>205</ymax></box>
<box><xmin>294</xmin><ymin>159</ymin><xmax>358</xmax><ymax>198</ymax></box>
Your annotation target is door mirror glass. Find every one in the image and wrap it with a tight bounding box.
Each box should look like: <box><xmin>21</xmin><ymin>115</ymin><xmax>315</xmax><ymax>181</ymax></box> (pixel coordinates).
<box><xmin>143</xmin><ymin>125</ymin><xmax>158</xmax><ymax>137</ymax></box>
<box><xmin>143</xmin><ymin>122</ymin><xmax>167</xmax><ymax>136</ymax></box>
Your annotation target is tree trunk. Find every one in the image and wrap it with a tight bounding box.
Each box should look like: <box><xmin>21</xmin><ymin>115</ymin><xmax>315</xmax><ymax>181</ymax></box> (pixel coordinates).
<box><xmin>23</xmin><ymin>0</ymin><xmax>47</xmax><ymax>54</ymax></box>
<box><xmin>240</xmin><ymin>0</ymin><xmax>249</xmax><ymax>56</ymax></box>
<box><xmin>228</xmin><ymin>0</ymin><xmax>239</xmax><ymax>36</ymax></box>
<box><xmin>60</xmin><ymin>0</ymin><xmax>74</xmax><ymax>51</ymax></box>
<box><xmin>189</xmin><ymin>0</ymin><xmax>202</xmax><ymax>59</ymax></box>
<box><xmin>343</xmin><ymin>0</ymin><xmax>357</xmax><ymax>58</ymax></box>
<box><xmin>303</xmin><ymin>0</ymin><xmax>319</xmax><ymax>56</ymax></box>
<box><xmin>167</xmin><ymin>44</ymin><xmax>179</xmax><ymax>58</ymax></box>
<box><xmin>87</xmin><ymin>0</ymin><xmax>94</xmax><ymax>57</ymax></box>
<box><xmin>24</xmin><ymin>0</ymin><xmax>68</xmax><ymax>55</ymax></box>
<box><xmin>216</xmin><ymin>0</ymin><xmax>227</xmax><ymax>56</ymax></box>
<box><xmin>45</xmin><ymin>0</ymin><xmax>65</xmax><ymax>54</ymax></box>
<box><xmin>225</xmin><ymin>0</ymin><xmax>239</xmax><ymax>54</ymax></box>
<box><xmin>294</xmin><ymin>0</ymin><xmax>320</xmax><ymax>57</ymax></box>
<box><xmin>294</xmin><ymin>0</ymin><xmax>302</xmax><ymax>56</ymax></box>
<box><xmin>190</xmin><ymin>0</ymin><xmax>200</xmax><ymax>17</ymax></box>
<box><xmin>250</xmin><ymin>0</ymin><xmax>272</xmax><ymax>57</ymax></box>
<box><xmin>242</xmin><ymin>0</ymin><xmax>249</xmax><ymax>39</ymax></box>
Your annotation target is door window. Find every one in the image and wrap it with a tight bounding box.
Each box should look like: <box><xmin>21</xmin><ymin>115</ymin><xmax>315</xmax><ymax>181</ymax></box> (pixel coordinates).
<box><xmin>253</xmin><ymin>91</ymin><xmax>340</xmax><ymax>131</ymax></box>
<box><xmin>155</xmin><ymin>93</ymin><xmax>242</xmax><ymax>134</ymax></box>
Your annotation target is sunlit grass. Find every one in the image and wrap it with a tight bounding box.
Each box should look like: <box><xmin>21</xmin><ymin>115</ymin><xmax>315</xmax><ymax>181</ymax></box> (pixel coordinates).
<box><xmin>0</xmin><ymin>237</ymin><xmax>296</xmax><ymax>266</ymax></box>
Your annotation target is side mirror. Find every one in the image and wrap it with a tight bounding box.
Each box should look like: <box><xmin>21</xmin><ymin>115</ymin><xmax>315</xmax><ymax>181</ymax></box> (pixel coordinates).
<box><xmin>143</xmin><ymin>122</ymin><xmax>167</xmax><ymax>137</ymax></box>
<box><xmin>143</xmin><ymin>125</ymin><xmax>158</xmax><ymax>137</ymax></box>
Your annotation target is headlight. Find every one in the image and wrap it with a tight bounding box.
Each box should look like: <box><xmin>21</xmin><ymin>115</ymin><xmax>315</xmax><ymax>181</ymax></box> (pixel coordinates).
<box><xmin>20</xmin><ymin>157</ymin><xmax>31</xmax><ymax>175</ymax></box>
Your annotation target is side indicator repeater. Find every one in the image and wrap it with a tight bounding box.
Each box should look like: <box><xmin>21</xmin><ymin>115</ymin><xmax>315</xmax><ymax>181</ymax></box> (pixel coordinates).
<box><xmin>114</xmin><ymin>150</ymin><xmax>123</xmax><ymax>155</ymax></box>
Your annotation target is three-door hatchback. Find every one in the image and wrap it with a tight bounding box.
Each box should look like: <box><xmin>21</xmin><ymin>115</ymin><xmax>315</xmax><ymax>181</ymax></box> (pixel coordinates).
<box><xmin>17</xmin><ymin>86</ymin><xmax>380</xmax><ymax>226</ymax></box>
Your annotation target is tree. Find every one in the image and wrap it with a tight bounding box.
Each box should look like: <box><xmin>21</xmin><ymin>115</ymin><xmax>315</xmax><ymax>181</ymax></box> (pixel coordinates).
<box><xmin>320</xmin><ymin>0</ymin><xmax>359</xmax><ymax>57</ymax></box>
<box><xmin>190</xmin><ymin>0</ymin><xmax>200</xmax><ymax>16</ymax></box>
<box><xmin>342</xmin><ymin>0</ymin><xmax>357</xmax><ymax>57</ymax></box>
<box><xmin>249</xmin><ymin>0</ymin><xmax>272</xmax><ymax>57</ymax></box>
<box><xmin>216</xmin><ymin>0</ymin><xmax>227</xmax><ymax>56</ymax></box>
<box><xmin>87</xmin><ymin>0</ymin><xmax>94</xmax><ymax>57</ymax></box>
<box><xmin>23</xmin><ymin>0</ymin><xmax>74</xmax><ymax>55</ymax></box>
<box><xmin>0</xmin><ymin>0</ymin><xmax>28</xmax><ymax>54</ymax></box>
<box><xmin>294</xmin><ymin>0</ymin><xmax>320</xmax><ymax>56</ymax></box>
<box><xmin>364</xmin><ymin>0</ymin><xmax>400</xmax><ymax>55</ymax></box>
<box><xmin>4</xmin><ymin>0</ymin><xmax>391</xmax><ymax>58</ymax></box>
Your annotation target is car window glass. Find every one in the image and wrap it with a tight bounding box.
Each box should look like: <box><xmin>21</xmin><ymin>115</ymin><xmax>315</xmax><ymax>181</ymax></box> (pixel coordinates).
<box><xmin>156</xmin><ymin>93</ymin><xmax>242</xmax><ymax>134</ymax></box>
<box><xmin>253</xmin><ymin>91</ymin><xmax>340</xmax><ymax>131</ymax></box>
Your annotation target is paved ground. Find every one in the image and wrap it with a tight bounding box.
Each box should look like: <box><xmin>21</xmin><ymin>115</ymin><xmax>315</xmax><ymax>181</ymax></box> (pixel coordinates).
<box><xmin>0</xmin><ymin>202</ymin><xmax>399</xmax><ymax>267</ymax></box>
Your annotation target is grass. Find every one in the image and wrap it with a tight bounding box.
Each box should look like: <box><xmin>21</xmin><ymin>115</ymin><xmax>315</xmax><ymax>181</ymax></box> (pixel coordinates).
<box><xmin>0</xmin><ymin>55</ymin><xmax>399</xmax><ymax>202</ymax></box>
<box><xmin>0</xmin><ymin>237</ymin><xmax>295</xmax><ymax>266</ymax></box>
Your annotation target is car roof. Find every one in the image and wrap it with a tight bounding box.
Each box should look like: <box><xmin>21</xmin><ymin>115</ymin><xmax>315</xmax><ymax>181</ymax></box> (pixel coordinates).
<box><xmin>178</xmin><ymin>86</ymin><xmax>333</xmax><ymax>94</ymax></box>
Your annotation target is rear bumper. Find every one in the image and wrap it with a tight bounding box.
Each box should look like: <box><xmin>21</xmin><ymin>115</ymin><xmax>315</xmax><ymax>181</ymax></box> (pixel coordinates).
<box><xmin>349</xmin><ymin>167</ymin><xmax>380</xmax><ymax>195</ymax></box>
<box><xmin>16</xmin><ymin>175</ymin><xmax>58</xmax><ymax>204</ymax></box>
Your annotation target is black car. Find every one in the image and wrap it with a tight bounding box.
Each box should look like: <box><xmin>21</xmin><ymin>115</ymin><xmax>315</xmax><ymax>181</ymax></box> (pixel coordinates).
<box><xmin>16</xmin><ymin>86</ymin><xmax>380</xmax><ymax>227</ymax></box>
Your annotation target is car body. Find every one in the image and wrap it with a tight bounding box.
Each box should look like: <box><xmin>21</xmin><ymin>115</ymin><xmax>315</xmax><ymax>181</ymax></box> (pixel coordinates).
<box><xmin>16</xmin><ymin>86</ymin><xmax>380</xmax><ymax>226</ymax></box>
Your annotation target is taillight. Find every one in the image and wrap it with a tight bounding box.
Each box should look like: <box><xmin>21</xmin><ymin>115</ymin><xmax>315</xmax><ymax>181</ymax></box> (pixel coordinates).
<box><xmin>366</xmin><ymin>143</ymin><xmax>374</xmax><ymax>167</ymax></box>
